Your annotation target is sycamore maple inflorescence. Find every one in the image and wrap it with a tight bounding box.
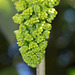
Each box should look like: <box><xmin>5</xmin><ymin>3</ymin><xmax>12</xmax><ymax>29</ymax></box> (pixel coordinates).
<box><xmin>12</xmin><ymin>0</ymin><xmax>60</xmax><ymax>67</ymax></box>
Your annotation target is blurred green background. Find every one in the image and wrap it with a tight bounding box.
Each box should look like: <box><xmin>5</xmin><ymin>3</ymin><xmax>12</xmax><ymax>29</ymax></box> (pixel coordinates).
<box><xmin>0</xmin><ymin>0</ymin><xmax>75</xmax><ymax>75</ymax></box>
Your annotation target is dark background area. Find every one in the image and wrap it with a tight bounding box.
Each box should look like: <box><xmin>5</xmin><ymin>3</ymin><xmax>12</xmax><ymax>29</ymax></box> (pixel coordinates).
<box><xmin>0</xmin><ymin>0</ymin><xmax>75</xmax><ymax>75</ymax></box>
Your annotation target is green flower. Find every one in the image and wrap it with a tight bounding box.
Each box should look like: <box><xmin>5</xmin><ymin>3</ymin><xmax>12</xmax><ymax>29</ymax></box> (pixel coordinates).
<box><xmin>22</xmin><ymin>7</ymin><xmax>33</xmax><ymax>16</ymax></box>
<box><xmin>42</xmin><ymin>22</ymin><xmax>52</xmax><ymax>30</ymax></box>
<box><xmin>24</xmin><ymin>17</ymin><xmax>39</xmax><ymax>26</ymax></box>
<box><xmin>43</xmin><ymin>30</ymin><xmax>50</xmax><ymax>39</ymax></box>
<box><xmin>19</xmin><ymin>46</ymin><xmax>29</xmax><ymax>55</ymax></box>
<box><xmin>17</xmin><ymin>41</ymin><xmax>24</xmax><ymax>46</ymax></box>
<box><xmin>33</xmin><ymin>5</ymin><xmax>40</xmax><ymax>14</ymax></box>
<box><xmin>19</xmin><ymin>24</ymin><xmax>26</xmax><ymax>32</ymax></box>
<box><xmin>12</xmin><ymin>13</ymin><xmax>24</xmax><ymax>24</ymax></box>
<box><xmin>38</xmin><ymin>12</ymin><xmax>48</xmax><ymax>20</ymax></box>
<box><xmin>29</xmin><ymin>41</ymin><xmax>38</xmax><ymax>49</ymax></box>
<box><xmin>39</xmin><ymin>41</ymin><xmax>48</xmax><ymax>50</ymax></box>
<box><xmin>14</xmin><ymin>0</ymin><xmax>27</xmax><ymax>11</ymax></box>
<box><xmin>47</xmin><ymin>8</ymin><xmax>58</xmax><ymax>23</ymax></box>
<box><xmin>12</xmin><ymin>0</ymin><xmax>60</xmax><ymax>67</ymax></box>
<box><xmin>14</xmin><ymin>30</ymin><xmax>22</xmax><ymax>41</ymax></box>
<box><xmin>24</xmin><ymin>34</ymin><xmax>33</xmax><ymax>42</ymax></box>
<box><xmin>36</xmin><ymin>36</ymin><xmax>45</xmax><ymax>43</ymax></box>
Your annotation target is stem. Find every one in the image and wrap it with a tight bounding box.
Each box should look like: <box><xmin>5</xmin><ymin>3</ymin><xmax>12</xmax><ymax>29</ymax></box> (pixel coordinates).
<box><xmin>36</xmin><ymin>56</ymin><xmax>45</xmax><ymax>75</ymax></box>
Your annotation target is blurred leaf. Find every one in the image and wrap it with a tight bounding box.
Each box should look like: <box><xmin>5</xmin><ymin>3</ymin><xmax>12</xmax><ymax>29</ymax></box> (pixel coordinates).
<box><xmin>68</xmin><ymin>68</ymin><xmax>75</xmax><ymax>75</ymax></box>
<box><xmin>0</xmin><ymin>66</ymin><xmax>18</xmax><ymax>75</ymax></box>
<box><xmin>64</xmin><ymin>0</ymin><xmax>75</xmax><ymax>8</ymax></box>
<box><xmin>0</xmin><ymin>0</ymin><xmax>12</xmax><ymax>13</ymax></box>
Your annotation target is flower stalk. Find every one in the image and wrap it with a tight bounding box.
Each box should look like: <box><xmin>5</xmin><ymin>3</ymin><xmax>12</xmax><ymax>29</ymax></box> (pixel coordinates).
<box><xmin>37</xmin><ymin>56</ymin><xmax>45</xmax><ymax>75</ymax></box>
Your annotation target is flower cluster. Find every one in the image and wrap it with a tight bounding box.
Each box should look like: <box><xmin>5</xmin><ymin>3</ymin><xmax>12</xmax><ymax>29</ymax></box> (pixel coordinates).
<box><xmin>12</xmin><ymin>0</ymin><xmax>60</xmax><ymax>67</ymax></box>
